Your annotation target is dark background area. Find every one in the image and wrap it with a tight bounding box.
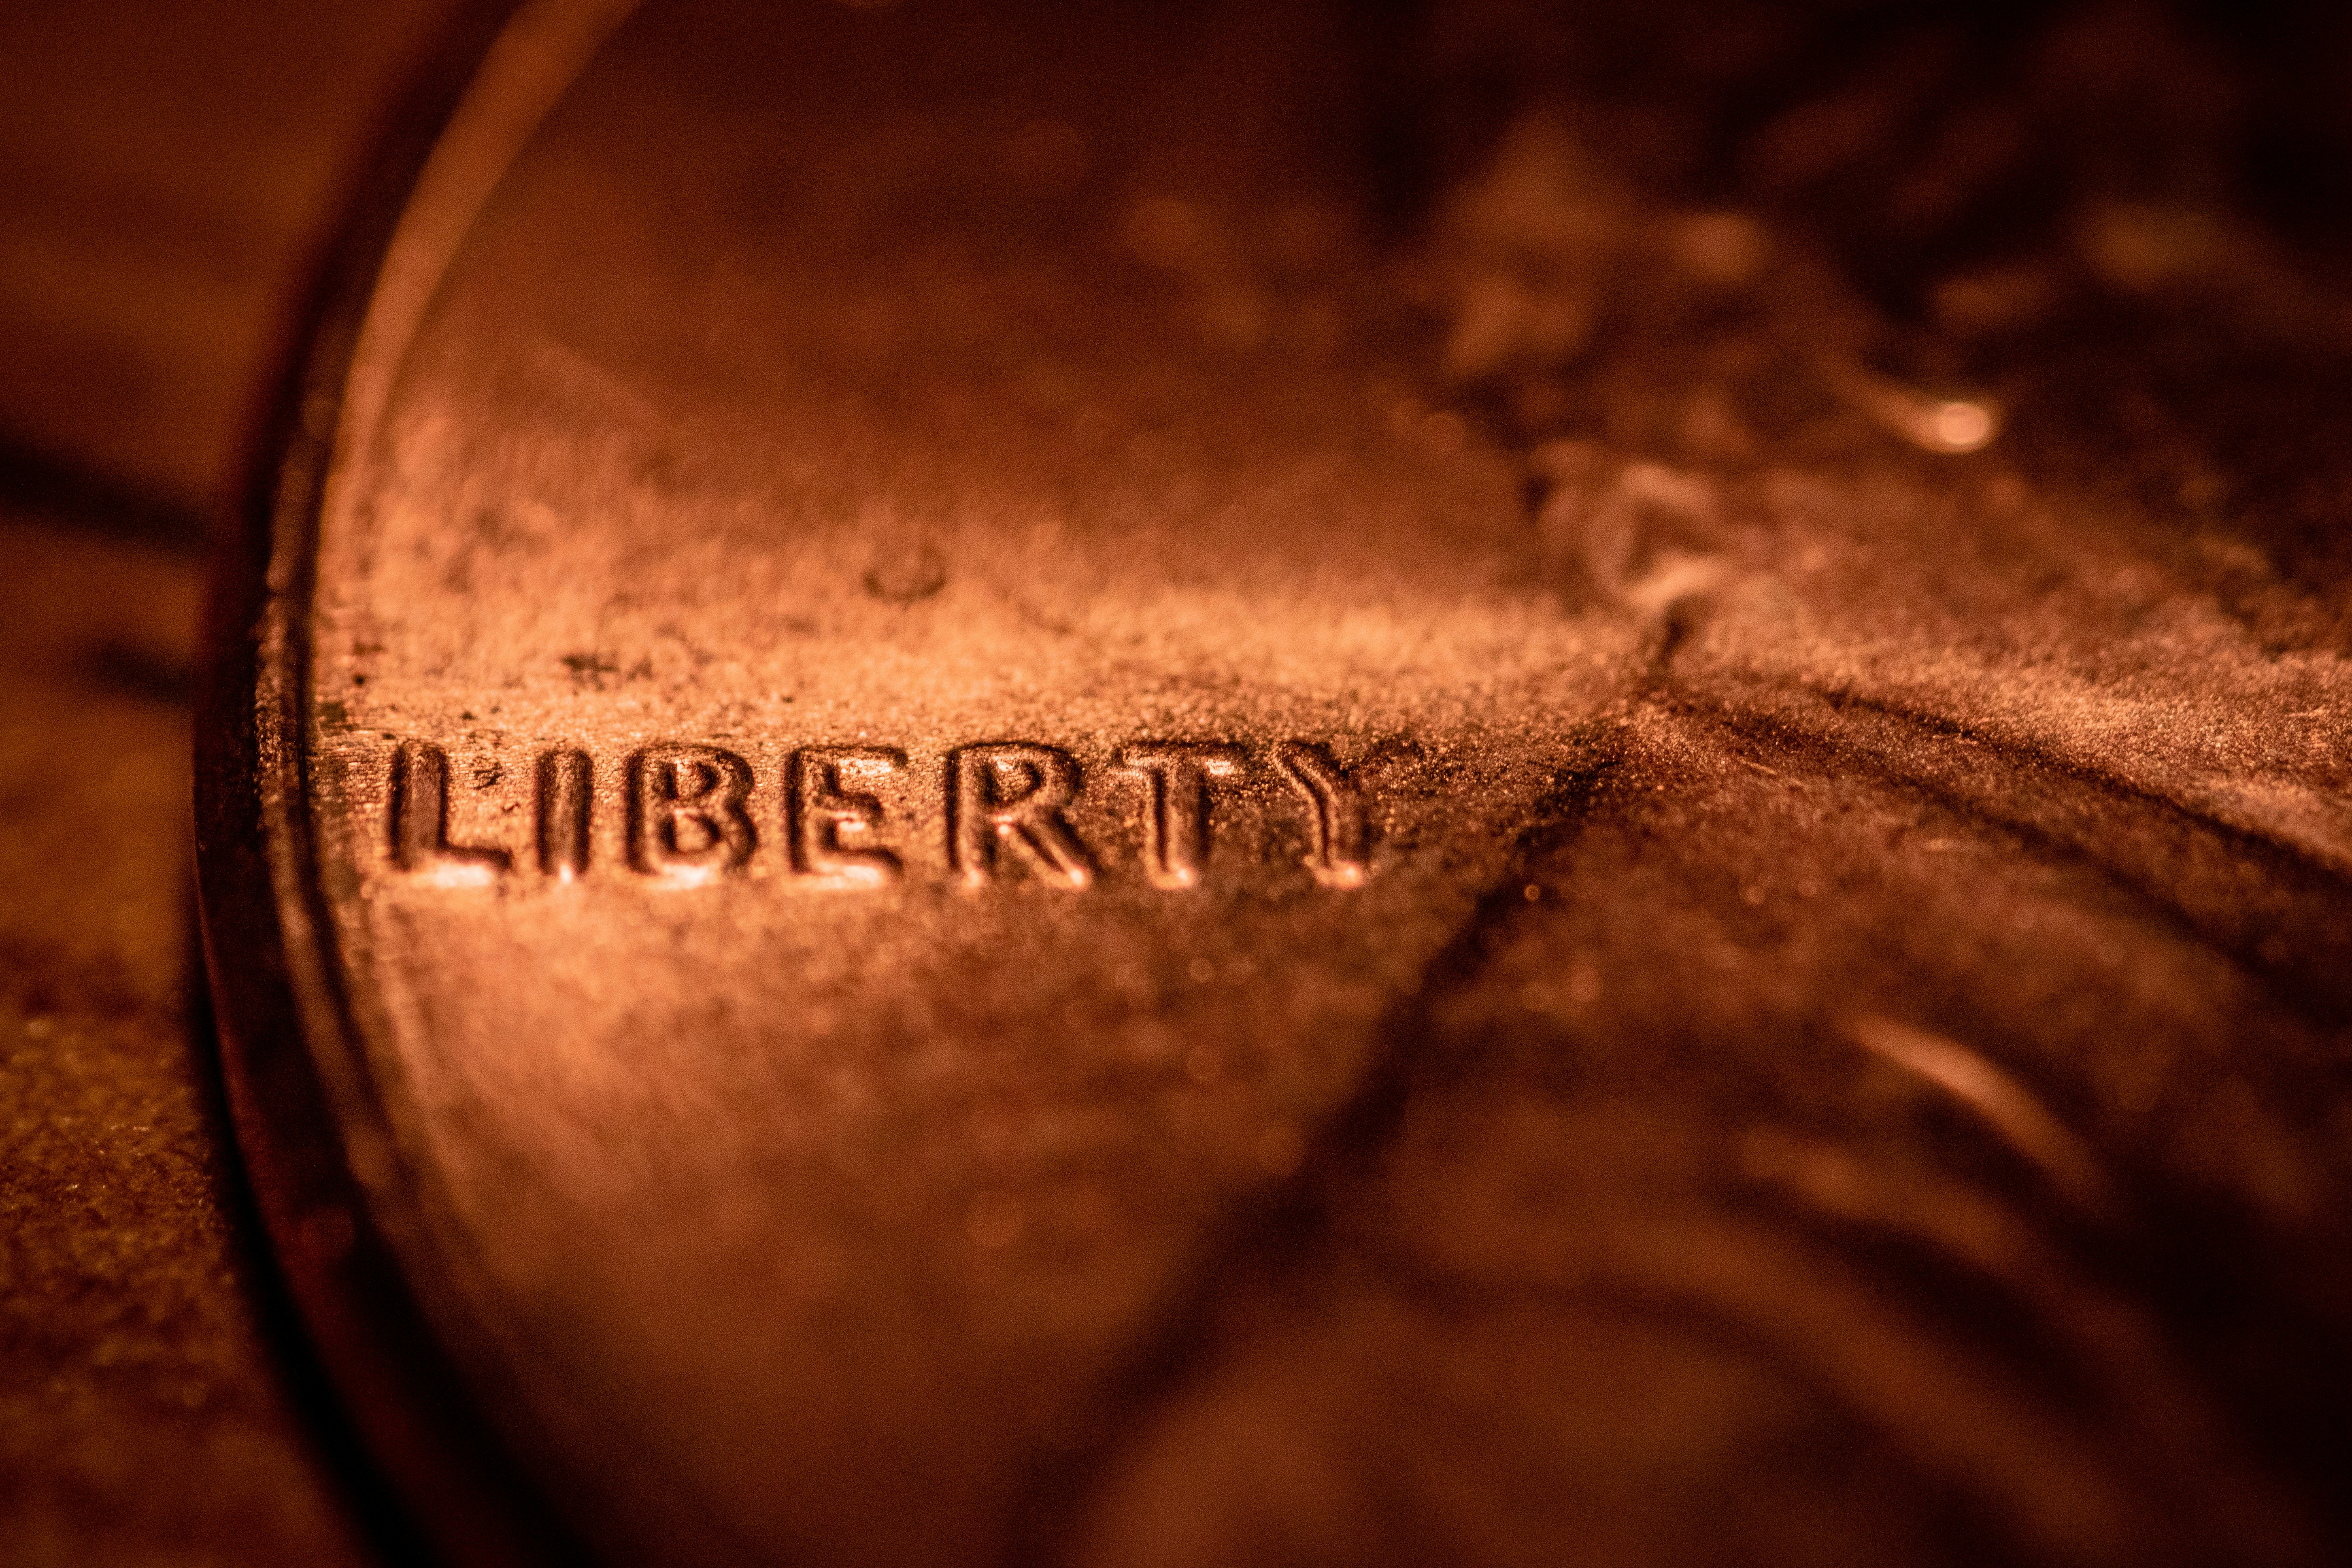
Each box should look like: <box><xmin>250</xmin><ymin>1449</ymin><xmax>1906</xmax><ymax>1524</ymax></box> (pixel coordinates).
<box><xmin>0</xmin><ymin>4</ymin><xmax>461</xmax><ymax>1562</ymax></box>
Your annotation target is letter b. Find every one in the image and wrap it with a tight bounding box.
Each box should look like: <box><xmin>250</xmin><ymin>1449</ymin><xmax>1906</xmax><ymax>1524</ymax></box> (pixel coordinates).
<box><xmin>628</xmin><ymin>745</ymin><xmax>755</xmax><ymax>879</ymax></box>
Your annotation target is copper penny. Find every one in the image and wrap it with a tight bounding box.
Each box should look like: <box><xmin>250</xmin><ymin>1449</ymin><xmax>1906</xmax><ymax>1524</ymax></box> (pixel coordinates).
<box><xmin>200</xmin><ymin>3</ymin><xmax>2352</xmax><ymax>1564</ymax></box>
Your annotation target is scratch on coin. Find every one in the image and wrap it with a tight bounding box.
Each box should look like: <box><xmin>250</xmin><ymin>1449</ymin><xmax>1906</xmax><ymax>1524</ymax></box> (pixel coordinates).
<box><xmin>1848</xmin><ymin>1014</ymin><xmax>2113</xmax><ymax>1217</ymax></box>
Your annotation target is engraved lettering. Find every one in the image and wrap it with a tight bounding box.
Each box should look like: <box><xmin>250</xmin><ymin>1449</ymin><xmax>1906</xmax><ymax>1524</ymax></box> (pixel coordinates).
<box><xmin>948</xmin><ymin>744</ymin><xmax>1093</xmax><ymax>889</ymax></box>
<box><xmin>790</xmin><ymin>747</ymin><xmax>904</xmax><ymax>886</ymax></box>
<box><xmin>1116</xmin><ymin>743</ymin><xmax>1243</xmax><ymax>889</ymax></box>
<box><xmin>628</xmin><ymin>745</ymin><xmax>755</xmax><ymax>879</ymax></box>
<box><xmin>389</xmin><ymin>740</ymin><xmax>509</xmax><ymax>883</ymax></box>
<box><xmin>1274</xmin><ymin>740</ymin><xmax>1369</xmax><ymax>888</ymax></box>
<box><xmin>536</xmin><ymin>748</ymin><xmax>593</xmax><ymax>879</ymax></box>
<box><xmin>376</xmin><ymin>730</ymin><xmax>1375</xmax><ymax>891</ymax></box>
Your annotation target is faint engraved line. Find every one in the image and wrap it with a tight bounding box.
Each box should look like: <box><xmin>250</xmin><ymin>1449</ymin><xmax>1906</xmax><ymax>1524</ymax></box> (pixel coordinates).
<box><xmin>1848</xmin><ymin>1015</ymin><xmax>2114</xmax><ymax>1217</ymax></box>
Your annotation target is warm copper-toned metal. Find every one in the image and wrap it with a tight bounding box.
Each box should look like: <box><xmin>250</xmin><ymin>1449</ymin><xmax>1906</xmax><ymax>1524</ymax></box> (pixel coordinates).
<box><xmin>200</xmin><ymin>2</ymin><xmax>2352</xmax><ymax>1564</ymax></box>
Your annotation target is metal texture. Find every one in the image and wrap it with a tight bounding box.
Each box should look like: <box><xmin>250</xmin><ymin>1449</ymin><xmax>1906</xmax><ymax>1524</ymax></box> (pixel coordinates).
<box><xmin>200</xmin><ymin>2</ymin><xmax>2352</xmax><ymax>1564</ymax></box>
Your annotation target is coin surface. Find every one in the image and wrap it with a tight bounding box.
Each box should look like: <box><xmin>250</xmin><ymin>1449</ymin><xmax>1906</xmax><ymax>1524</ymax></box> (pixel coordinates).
<box><xmin>200</xmin><ymin>2</ymin><xmax>2352</xmax><ymax>1564</ymax></box>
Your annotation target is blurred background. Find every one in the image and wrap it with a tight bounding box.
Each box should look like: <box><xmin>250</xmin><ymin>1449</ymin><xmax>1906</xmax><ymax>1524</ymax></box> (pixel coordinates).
<box><xmin>0</xmin><ymin>4</ymin><xmax>465</xmax><ymax>1562</ymax></box>
<box><xmin>5</xmin><ymin>2</ymin><xmax>2352</xmax><ymax>1564</ymax></box>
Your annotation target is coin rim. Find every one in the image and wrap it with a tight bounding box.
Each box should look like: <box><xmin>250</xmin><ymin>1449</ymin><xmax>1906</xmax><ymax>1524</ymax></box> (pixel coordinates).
<box><xmin>194</xmin><ymin>2</ymin><xmax>629</xmax><ymax>1560</ymax></box>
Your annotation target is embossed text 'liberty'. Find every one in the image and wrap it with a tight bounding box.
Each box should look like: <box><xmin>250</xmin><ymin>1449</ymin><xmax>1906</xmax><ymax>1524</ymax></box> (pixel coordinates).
<box><xmin>382</xmin><ymin>739</ymin><xmax>1370</xmax><ymax>890</ymax></box>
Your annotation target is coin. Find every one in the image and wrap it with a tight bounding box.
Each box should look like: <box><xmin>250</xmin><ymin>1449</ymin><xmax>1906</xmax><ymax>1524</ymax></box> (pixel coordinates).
<box><xmin>198</xmin><ymin>2</ymin><xmax>2352</xmax><ymax>1564</ymax></box>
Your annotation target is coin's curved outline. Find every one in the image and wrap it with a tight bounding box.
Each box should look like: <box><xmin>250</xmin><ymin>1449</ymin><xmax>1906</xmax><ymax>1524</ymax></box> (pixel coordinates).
<box><xmin>197</xmin><ymin>2</ymin><xmax>640</xmax><ymax>1561</ymax></box>
<box><xmin>193</xmin><ymin>4</ymin><xmax>2352</xmax><ymax>1560</ymax></box>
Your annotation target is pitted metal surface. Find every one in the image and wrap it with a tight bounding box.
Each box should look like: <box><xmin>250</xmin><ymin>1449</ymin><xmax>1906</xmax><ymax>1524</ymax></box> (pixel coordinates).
<box><xmin>200</xmin><ymin>2</ymin><xmax>2352</xmax><ymax>1563</ymax></box>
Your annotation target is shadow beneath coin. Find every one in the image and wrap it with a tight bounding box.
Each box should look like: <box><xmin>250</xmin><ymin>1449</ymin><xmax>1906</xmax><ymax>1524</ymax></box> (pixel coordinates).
<box><xmin>180</xmin><ymin>902</ymin><xmax>444</xmax><ymax>1568</ymax></box>
<box><xmin>80</xmin><ymin>639</ymin><xmax>198</xmax><ymax>708</ymax></box>
<box><xmin>0</xmin><ymin>436</ymin><xmax>213</xmax><ymax>559</ymax></box>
